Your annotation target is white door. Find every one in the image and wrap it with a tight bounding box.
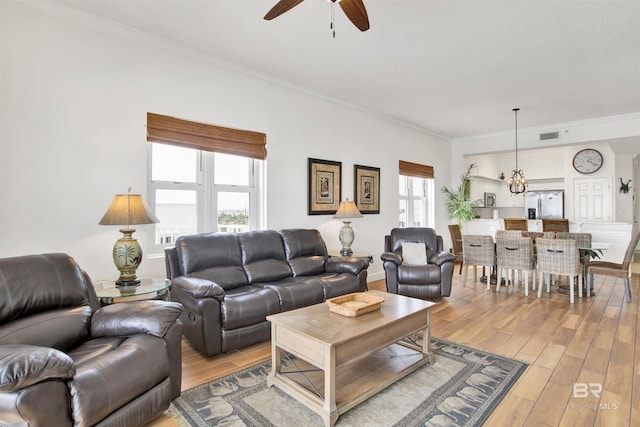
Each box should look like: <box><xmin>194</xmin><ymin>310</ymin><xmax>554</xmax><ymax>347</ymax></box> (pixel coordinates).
<box><xmin>574</xmin><ymin>177</ymin><xmax>612</xmax><ymax>221</ymax></box>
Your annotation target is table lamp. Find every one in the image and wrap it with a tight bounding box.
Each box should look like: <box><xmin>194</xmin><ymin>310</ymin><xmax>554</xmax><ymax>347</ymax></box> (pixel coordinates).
<box><xmin>333</xmin><ymin>199</ymin><xmax>363</xmax><ymax>256</ymax></box>
<box><xmin>99</xmin><ymin>188</ymin><xmax>159</xmax><ymax>287</ymax></box>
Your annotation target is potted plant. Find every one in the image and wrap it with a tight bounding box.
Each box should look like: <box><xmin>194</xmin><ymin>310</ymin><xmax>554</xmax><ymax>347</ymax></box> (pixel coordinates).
<box><xmin>441</xmin><ymin>163</ymin><xmax>478</xmax><ymax>228</ymax></box>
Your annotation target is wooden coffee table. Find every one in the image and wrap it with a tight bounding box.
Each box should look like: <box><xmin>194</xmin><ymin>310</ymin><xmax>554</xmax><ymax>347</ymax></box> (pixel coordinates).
<box><xmin>266</xmin><ymin>290</ymin><xmax>435</xmax><ymax>427</ymax></box>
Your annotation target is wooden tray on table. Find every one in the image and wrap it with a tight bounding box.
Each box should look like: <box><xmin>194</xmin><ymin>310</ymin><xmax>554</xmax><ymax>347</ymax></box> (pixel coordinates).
<box><xmin>326</xmin><ymin>292</ymin><xmax>384</xmax><ymax>317</ymax></box>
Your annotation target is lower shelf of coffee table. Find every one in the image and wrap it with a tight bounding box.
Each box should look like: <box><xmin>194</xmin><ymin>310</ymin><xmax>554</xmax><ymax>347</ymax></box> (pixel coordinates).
<box><xmin>272</xmin><ymin>341</ymin><xmax>431</xmax><ymax>416</ymax></box>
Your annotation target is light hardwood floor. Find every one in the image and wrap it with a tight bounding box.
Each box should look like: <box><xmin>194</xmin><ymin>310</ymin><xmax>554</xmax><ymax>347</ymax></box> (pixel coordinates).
<box><xmin>148</xmin><ymin>264</ymin><xmax>640</xmax><ymax>427</ymax></box>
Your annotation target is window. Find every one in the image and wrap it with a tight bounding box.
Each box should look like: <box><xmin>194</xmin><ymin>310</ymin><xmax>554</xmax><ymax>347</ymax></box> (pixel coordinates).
<box><xmin>148</xmin><ymin>144</ymin><xmax>264</xmax><ymax>250</ymax></box>
<box><xmin>398</xmin><ymin>160</ymin><xmax>435</xmax><ymax>228</ymax></box>
<box><xmin>146</xmin><ymin>113</ymin><xmax>266</xmax><ymax>252</ymax></box>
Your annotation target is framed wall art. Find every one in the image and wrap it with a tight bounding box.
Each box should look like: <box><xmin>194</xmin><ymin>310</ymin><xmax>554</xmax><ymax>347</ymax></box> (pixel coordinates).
<box><xmin>308</xmin><ymin>158</ymin><xmax>342</xmax><ymax>215</ymax></box>
<box><xmin>354</xmin><ymin>164</ymin><xmax>380</xmax><ymax>214</ymax></box>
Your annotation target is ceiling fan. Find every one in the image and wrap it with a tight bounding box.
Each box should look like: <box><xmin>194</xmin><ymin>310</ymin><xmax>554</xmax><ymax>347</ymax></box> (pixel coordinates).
<box><xmin>264</xmin><ymin>0</ymin><xmax>370</xmax><ymax>32</ymax></box>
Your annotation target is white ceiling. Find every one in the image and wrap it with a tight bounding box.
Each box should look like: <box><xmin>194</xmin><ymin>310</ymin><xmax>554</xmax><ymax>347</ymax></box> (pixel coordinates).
<box><xmin>35</xmin><ymin>0</ymin><xmax>640</xmax><ymax>142</ymax></box>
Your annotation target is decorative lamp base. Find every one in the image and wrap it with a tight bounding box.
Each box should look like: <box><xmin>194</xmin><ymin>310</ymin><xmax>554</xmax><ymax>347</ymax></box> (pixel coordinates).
<box><xmin>115</xmin><ymin>278</ymin><xmax>141</xmax><ymax>288</ymax></box>
<box><xmin>112</xmin><ymin>228</ymin><xmax>143</xmax><ymax>288</ymax></box>
<box><xmin>339</xmin><ymin>221</ymin><xmax>355</xmax><ymax>257</ymax></box>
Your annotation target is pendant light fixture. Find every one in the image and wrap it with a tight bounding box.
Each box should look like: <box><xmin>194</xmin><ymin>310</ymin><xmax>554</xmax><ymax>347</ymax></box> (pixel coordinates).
<box><xmin>507</xmin><ymin>108</ymin><xmax>527</xmax><ymax>194</ymax></box>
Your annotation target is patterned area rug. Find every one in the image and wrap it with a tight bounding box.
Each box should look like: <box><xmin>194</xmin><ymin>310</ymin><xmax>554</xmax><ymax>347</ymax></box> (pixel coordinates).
<box><xmin>170</xmin><ymin>337</ymin><xmax>527</xmax><ymax>427</ymax></box>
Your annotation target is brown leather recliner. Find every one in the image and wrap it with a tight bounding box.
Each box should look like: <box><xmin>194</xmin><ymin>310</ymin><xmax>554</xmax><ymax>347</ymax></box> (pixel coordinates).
<box><xmin>0</xmin><ymin>253</ymin><xmax>183</xmax><ymax>427</ymax></box>
<box><xmin>381</xmin><ymin>227</ymin><xmax>456</xmax><ymax>300</ymax></box>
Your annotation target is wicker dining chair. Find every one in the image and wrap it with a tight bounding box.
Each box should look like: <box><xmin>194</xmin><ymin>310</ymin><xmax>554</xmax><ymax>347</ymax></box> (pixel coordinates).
<box><xmin>496</xmin><ymin>230</ymin><xmax>525</xmax><ymax>239</ymax></box>
<box><xmin>522</xmin><ymin>231</ymin><xmax>557</xmax><ymax>241</ymax></box>
<box><xmin>462</xmin><ymin>235</ymin><xmax>495</xmax><ymax>289</ymax></box>
<box><xmin>503</xmin><ymin>218</ymin><xmax>528</xmax><ymax>231</ymax></box>
<box><xmin>587</xmin><ymin>231</ymin><xmax>640</xmax><ymax>302</ymax></box>
<box><xmin>495</xmin><ymin>236</ymin><xmax>536</xmax><ymax>296</ymax></box>
<box><xmin>522</xmin><ymin>231</ymin><xmax>556</xmax><ymax>290</ymax></box>
<box><xmin>557</xmin><ymin>232</ymin><xmax>593</xmax><ymax>275</ymax></box>
<box><xmin>535</xmin><ymin>238</ymin><xmax>582</xmax><ymax>303</ymax></box>
<box><xmin>542</xmin><ymin>219</ymin><xmax>569</xmax><ymax>232</ymax></box>
<box><xmin>448</xmin><ymin>224</ymin><xmax>464</xmax><ymax>275</ymax></box>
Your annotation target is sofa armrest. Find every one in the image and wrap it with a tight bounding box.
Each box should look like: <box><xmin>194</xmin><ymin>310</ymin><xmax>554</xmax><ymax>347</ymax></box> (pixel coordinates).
<box><xmin>171</xmin><ymin>276</ymin><xmax>226</xmax><ymax>301</ymax></box>
<box><xmin>380</xmin><ymin>251</ymin><xmax>402</xmax><ymax>266</ymax></box>
<box><xmin>0</xmin><ymin>345</ymin><xmax>75</xmax><ymax>392</ymax></box>
<box><xmin>91</xmin><ymin>300</ymin><xmax>183</xmax><ymax>339</ymax></box>
<box><xmin>164</xmin><ymin>246</ymin><xmax>181</xmax><ymax>279</ymax></box>
<box><xmin>325</xmin><ymin>257</ymin><xmax>369</xmax><ymax>275</ymax></box>
<box><xmin>429</xmin><ymin>251</ymin><xmax>456</xmax><ymax>266</ymax></box>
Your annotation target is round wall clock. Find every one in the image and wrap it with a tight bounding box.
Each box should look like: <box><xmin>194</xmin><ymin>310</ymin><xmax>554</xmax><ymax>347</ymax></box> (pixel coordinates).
<box><xmin>572</xmin><ymin>149</ymin><xmax>603</xmax><ymax>174</ymax></box>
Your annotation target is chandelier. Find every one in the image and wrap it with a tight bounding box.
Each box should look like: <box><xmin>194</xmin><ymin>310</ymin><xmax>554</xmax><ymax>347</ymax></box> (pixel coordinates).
<box><xmin>507</xmin><ymin>108</ymin><xmax>527</xmax><ymax>194</ymax></box>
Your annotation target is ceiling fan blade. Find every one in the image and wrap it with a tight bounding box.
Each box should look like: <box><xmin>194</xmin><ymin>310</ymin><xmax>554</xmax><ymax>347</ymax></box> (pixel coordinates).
<box><xmin>339</xmin><ymin>0</ymin><xmax>370</xmax><ymax>31</ymax></box>
<box><xmin>264</xmin><ymin>0</ymin><xmax>305</xmax><ymax>21</ymax></box>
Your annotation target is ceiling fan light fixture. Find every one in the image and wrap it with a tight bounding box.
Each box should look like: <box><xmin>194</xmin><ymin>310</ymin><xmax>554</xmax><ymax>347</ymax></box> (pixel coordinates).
<box><xmin>264</xmin><ymin>0</ymin><xmax>369</xmax><ymax>33</ymax></box>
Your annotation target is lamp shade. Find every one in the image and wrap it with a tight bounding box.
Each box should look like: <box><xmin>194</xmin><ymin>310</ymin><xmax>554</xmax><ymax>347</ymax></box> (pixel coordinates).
<box><xmin>333</xmin><ymin>200</ymin><xmax>363</xmax><ymax>220</ymax></box>
<box><xmin>99</xmin><ymin>194</ymin><xmax>159</xmax><ymax>227</ymax></box>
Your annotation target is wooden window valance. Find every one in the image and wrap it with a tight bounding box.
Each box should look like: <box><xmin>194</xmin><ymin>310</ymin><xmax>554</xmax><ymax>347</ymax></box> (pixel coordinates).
<box><xmin>146</xmin><ymin>112</ymin><xmax>267</xmax><ymax>160</ymax></box>
<box><xmin>399</xmin><ymin>160</ymin><xmax>434</xmax><ymax>179</ymax></box>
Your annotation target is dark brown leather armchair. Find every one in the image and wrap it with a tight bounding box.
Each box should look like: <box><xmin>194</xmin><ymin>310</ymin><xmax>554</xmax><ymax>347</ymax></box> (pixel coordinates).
<box><xmin>381</xmin><ymin>227</ymin><xmax>456</xmax><ymax>300</ymax></box>
<box><xmin>0</xmin><ymin>253</ymin><xmax>183</xmax><ymax>427</ymax></box>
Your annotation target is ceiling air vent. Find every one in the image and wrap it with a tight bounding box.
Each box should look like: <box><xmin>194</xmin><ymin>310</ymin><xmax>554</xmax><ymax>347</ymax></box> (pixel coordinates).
<box><xmin>539</xmin><ymin>131</ymin><xmax>560</xmax><ymax>141</ymax></box>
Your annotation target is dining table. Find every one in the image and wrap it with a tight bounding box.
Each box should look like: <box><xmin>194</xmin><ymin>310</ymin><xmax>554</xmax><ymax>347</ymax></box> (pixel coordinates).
<box><xmin>462</xmin><ymin>236</ymin><xmax>606</xmax><ymax>297</ymax></box>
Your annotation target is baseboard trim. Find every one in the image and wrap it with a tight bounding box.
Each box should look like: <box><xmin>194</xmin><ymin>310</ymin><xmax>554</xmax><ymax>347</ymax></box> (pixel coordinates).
<box><xmin>367</xmin><ymin>271</ymin><xmax>385</xmax><ymax>283</ymax></box>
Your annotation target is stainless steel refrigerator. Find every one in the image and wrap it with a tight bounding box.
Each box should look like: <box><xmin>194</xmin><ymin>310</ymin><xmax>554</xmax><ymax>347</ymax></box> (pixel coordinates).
<box><xmin>524</xmin><ymin>190</ymin><xmax>564</xmax><ymax>219</ymax></box>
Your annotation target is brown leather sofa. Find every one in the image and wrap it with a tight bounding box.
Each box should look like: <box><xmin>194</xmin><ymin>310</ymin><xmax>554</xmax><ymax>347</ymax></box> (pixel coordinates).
<box><xmin>0</xmin><ymin>253</ymin><xmax>183</xmax><ymax>427</ymax></box>
<box><xmin>381</xmin><ymin>227</ymin><xmax>456</xmax><ymax>300</ymax></box>
<box><xmin>165</xmin><ymin>229</ymin><xmax>369</xmax><ymax>357</ymax></box>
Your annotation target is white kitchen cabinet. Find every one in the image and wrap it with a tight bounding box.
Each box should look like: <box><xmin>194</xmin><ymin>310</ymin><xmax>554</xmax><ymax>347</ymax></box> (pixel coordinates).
<box><xmin>470</xmin><ymin>177</ymin><xmax>500</xmax><ymax>206</ymax></box>
<box><xmin>527</xmin><ymin>178</ymin><xmax>564</xmax><ymax>191</ymax></box>
<box><xmin>466</xmin><ymin>150</ymin><xmax>564</xmax><ymax>209</ymax></box>
<box><xmin>498</xmin><ymin>183</ymin><xmax>525</xmax><ymax>207</ymax></box>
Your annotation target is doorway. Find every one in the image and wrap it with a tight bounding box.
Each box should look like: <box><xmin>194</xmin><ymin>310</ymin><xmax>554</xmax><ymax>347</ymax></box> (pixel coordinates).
<box><xmin>574</xmin><ymin>177</ymin><xmax>613</xmax><ymax>222</ymax></box>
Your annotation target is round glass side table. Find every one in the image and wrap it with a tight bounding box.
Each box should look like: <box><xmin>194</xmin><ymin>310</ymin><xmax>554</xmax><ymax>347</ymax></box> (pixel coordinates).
<box><xmin>94</xmin><ymin>277</ymin><xmax>171</xmax><ymax>305</ymax></box>
<box><xmin>328</xmin><ymin>250</ymin><xmax>373</xmax><ymax>264</ymax></box>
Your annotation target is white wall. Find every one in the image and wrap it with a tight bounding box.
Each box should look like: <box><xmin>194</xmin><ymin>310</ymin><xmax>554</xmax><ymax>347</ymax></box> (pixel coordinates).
<box><xmin>615</xmin><ymin>154</ymin><xmax>635</xmax><ymax>223</ymax></box>
<box><xmin>0</xmin><ymin>3</ymin><xmax>452</xmax><ymax>282</ymax></box>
